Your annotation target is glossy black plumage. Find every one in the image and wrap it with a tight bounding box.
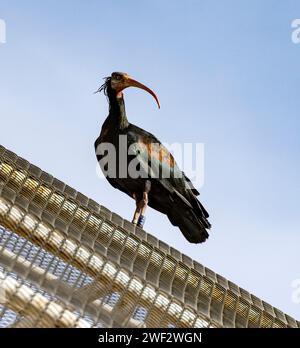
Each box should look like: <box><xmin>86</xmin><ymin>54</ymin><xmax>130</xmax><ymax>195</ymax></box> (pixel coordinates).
<box><xmin>95</xmin><ymin>74</ymin><xmax>211</xmax><ymax>243</ymax></box>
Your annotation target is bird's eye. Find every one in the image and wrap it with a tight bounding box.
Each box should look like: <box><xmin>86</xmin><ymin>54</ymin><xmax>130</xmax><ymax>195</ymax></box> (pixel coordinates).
<box><xmin>115</xmin><ymin>75</ymin><xmax>121</xmax><ymax>80</ymax></box>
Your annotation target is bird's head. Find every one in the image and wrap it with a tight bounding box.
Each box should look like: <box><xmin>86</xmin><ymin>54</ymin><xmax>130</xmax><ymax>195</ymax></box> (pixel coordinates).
<box><xmin>96</xmin><ymin>72</ymin><xmax>160</xmax><ymax>108</ymax></box>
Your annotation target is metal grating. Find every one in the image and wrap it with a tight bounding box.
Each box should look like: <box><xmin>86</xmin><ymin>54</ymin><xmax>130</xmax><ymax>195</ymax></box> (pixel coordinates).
<box><xmin>0</xmin><ymin>144</ymin><xmax>299</xmax><ymax>328</ymax></box>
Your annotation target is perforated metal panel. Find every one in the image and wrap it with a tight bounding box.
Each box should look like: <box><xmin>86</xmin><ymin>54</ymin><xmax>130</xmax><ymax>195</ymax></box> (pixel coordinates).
<box><xmin>0</xmin><ymin>145</ymin><xmax>299</xmax><ymax>328</ymax></box>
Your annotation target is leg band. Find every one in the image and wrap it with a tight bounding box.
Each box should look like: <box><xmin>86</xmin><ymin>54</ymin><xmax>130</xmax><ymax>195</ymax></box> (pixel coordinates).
<box><xmin>137</xmin><ymin>215</ymin><xmax>146</xmax><ymax>228</ymax></box>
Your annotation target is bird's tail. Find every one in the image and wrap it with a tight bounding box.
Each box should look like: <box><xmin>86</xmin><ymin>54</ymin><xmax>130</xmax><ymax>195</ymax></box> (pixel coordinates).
<box><xmin>167</xmin><ymin>194</ymin><xmax>211</xmax><ymax>244</ymax></box>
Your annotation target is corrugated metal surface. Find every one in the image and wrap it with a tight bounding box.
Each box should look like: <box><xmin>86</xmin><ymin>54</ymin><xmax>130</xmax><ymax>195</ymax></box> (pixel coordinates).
<box><xmin>0</xmin><ymin>145</ymin><xmax>298</xmax><ymax>328</ymax></box>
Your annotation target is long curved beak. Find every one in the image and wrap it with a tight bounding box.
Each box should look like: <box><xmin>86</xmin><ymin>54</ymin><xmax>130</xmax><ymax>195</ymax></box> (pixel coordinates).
<box><xmin>125</xmin><ymin>77</ymin><xmax>160</xmax><ymax>109</ymax></box>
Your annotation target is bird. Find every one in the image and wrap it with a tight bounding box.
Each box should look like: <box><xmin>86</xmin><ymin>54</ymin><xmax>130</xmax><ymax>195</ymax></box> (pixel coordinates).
<box><xmin>94</xmin><ymin>72</ymin><xmax>211</xmax><ymax>243</ymax></box>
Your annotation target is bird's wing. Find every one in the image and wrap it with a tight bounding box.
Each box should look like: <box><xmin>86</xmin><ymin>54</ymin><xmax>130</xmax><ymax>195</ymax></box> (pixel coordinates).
<box><xmin>127</xmin><ymin>124</ymin><xmax>211</xmax><ymax>243</ymax></box>
<box><xmin>127</xmin><ymin>124</ymin><xmax>198</xmax><ymax>195</ymax></box>
<box><xmin>127</xmin><ymin>124</ymin><xmax>180</xmax><ymax>176</ymax></box>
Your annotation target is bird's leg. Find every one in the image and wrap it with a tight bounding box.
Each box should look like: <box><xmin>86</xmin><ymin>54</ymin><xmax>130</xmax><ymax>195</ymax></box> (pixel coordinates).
<box><xmin>132</xmin><ymin>193</ymin><xmax>141</xmax><ymax>225</ymax></box>
<box><xmin>137</xmin><ymin>191</ymin><xmax>149</xmax><ymax>228</ymax></box>
<box><xmin>132</xmin><ymin>180</ymin><xmax>151</xmax><ymax>228</ymax></box>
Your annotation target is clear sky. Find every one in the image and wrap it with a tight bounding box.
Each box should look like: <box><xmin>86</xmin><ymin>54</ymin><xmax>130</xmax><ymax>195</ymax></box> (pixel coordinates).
<box><xmin>1</xmin><ymin>0</ymin><xmax>300</xmax><ymax>320</ymax></box>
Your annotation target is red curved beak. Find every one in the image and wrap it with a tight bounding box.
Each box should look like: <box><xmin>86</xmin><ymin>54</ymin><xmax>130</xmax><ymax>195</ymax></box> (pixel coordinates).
<box><xmin>125</xmin><ymin>77</ymin><xmax>160</xmax><ymax>109</ymax></box>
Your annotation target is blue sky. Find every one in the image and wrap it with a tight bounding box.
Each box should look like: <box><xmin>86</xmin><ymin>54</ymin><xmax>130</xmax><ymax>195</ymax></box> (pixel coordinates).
<box><xmin>1</xmin><ymin>0</ymin><xmax>300</xmax><ymax>320</ymax></box>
